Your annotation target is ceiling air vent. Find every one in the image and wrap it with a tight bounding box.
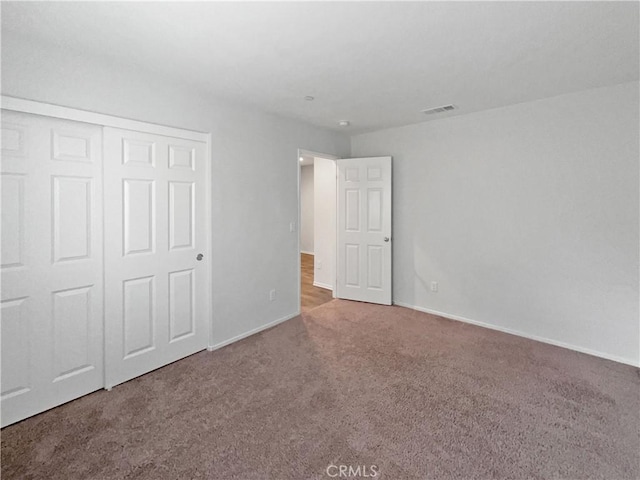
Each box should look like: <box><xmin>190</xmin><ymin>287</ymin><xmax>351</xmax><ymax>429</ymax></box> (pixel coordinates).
<box><xmin>421</xmin><ymin>104</ymin><xmax>456</xmax><ymax>115</ymax></box>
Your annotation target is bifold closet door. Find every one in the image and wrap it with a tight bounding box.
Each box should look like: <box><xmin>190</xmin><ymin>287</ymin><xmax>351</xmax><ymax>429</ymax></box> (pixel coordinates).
<box><xmin>1</xmin><ymin>111</ymin><xmax>104</xmax><ymax>427</ymax></box>
<box><xmin>103</xmin><ymin>128</ymin><xmax>208</xmax><ymax>388</ymax></box>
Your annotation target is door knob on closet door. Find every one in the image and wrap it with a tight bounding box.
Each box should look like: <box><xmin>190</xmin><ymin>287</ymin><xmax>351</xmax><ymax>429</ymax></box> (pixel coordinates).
<box><xmin>196</xmin><ymin>253</ymin><xmax>204</xmax><ymax>261</ymax></box>
<box><xmin>384</xmin><ymin>237</ymin><xmax>390</xmax><ymax>242</ymax></box>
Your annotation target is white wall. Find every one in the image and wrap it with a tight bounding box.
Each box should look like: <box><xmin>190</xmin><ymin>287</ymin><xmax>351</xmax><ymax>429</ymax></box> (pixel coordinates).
<box><xmin>313</xmin><ymin>158</ymin><xmax>337</xmax><ymax>290</ymax></box>
<box><xmin>1</xmin><ymin>34</ymin><xmax>350</xmax><ymax>345</ymax></box>
<box><xmin>352</xmin><ymin>81</ymin><xmax>640</xmax><ymax>366</ymax></box>
<box><xmin>300</xmin><ymin>165</ymin><xmax>314</xmax><ymax>254</ymax></box>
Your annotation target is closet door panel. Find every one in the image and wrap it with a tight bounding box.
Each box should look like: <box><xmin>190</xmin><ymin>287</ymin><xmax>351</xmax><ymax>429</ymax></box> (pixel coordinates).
<box><xmin>0</xmin><ymin>111</ymin><xmax>103</xmax><ymax>427</ymax></box>
<box><xmin>104</xmin><ymin>128</ymin><xmax>208</xmax><ymax>389</ymax></box>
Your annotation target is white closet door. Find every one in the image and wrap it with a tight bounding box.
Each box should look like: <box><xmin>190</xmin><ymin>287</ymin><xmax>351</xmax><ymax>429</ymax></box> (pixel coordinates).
<box><xmin>1</xmin><ymin>111</ymin><xmax>104</xmax><ymax>427</ymax></box>
<box><xmin>104</xmin><ymin>128</ymin><xmax>208</xmax><ymax>388</ymax></box>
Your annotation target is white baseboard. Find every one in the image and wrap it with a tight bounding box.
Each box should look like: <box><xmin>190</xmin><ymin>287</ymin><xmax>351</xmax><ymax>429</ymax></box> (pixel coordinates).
<box><xmin>207</xmin><ymin>311</ymin><xmax>300</xmax><ymax>352</ymax></box>
<box><xmin>300</xmin><ymin>250</ymin><xmax>314</xmax><ymax>255</ymax></box>
<box><xmin>313</xmin><ymin>281</ymin><xmax>333</xmax><ymax>291</ymax></box>
<box><xmin>393</xmin><ymin>301</ymin><xmax>640</xmax><ymax>368</ymax></box>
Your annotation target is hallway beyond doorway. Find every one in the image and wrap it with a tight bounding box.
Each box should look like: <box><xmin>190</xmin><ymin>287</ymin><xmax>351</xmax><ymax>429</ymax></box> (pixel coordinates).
<box><xmin>300</xmin><ymin>253</ymin><xmax>333</xmax><ymax>312</ymax></box>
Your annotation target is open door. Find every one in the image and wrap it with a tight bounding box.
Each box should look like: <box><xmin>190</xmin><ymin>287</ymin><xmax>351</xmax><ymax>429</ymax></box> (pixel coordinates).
<box><xmin>336</xmin><ymin>156</ymin><xmax>392</xmax><ymax>305</ymax></box>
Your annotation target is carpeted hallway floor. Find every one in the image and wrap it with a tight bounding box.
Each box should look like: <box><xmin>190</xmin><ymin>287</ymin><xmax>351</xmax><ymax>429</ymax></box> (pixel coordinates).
<box><xmin>2</xmin><ymin>300</ymin><xmax>639</xmax><ymax>479</ymax></box>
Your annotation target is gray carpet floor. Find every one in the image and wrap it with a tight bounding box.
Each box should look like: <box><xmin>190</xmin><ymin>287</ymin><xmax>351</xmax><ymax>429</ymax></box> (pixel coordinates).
<box><xmin>2</xmin><ymin>300</ymin><xmax>639</xmax><ymax>479</ymax></box>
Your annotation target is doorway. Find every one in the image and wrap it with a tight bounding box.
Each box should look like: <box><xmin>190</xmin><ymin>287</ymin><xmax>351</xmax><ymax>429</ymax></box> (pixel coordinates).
<box><xmin>297</xmin><ymin>151</ymin><xmax>393</xmax><ymax>312</ymax></box>
<box><xmin>298</xmin><ymin>150</ymin><xmax>337</xmax><ymax>312</ymax></box>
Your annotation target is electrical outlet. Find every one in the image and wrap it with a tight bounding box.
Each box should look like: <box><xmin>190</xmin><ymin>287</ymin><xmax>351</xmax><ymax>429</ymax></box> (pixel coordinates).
<box><xmin>269</xmin><ymin>289</ymin><xmax>276</xmax><ymax>302</ymax></box>
<box><xmin>289</xmin><ymin>221</ymin><xmax>296</xmax><ymax>233</ymax></box>
<box><xmin>317</xmin><ymin>260</ymin><xmax>323</xmax><ymax>270</ymax></box>
<box><xmin>430</xmin><ymin>281</ymin><xmax>438</xmax><ymax>293</ymax></box>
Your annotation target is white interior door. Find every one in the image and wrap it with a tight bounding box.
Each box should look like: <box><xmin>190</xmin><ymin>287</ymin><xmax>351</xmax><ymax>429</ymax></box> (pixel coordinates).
<box><xmin>336</xmin><ymin>156</ymin><xmax>392</xmax><ymax>305</ymax></box>
<box><xmin>1</xmin><ymin>111</ymin><xmax>104</xmax><ymax>427</ymax></box>
<box><xmin>104</xmin><ymin>127</ymin><xmax>208</xmax><ymax>388</ymax></box>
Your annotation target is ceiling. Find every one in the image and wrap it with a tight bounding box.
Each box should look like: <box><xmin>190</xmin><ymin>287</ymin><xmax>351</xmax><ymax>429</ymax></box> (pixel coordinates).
<box><xmin>2</xmin><ymin>2</ymin><xmax>638</xmax><ymax>134</ymax></box>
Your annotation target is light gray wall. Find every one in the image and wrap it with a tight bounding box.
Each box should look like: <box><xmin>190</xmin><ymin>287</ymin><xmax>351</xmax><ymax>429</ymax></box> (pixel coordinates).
<box><xmin>300</xmin><ymin>165</ymin><xmax>314</xmax><ymax>254</ymax></box>
<box><xmin>1</xmin><ymin>34</ymin><xmax>350</xmax><ymax>345</ymax></box>
<box><xmin>313</xmin><ymin>158</ymin><xmax>337</xmax><ymax>290</ymax></box>
<box><xmin>352</xmin><ymin>81</ymin><xmax>640</xmax><ymax>365</ymax></box>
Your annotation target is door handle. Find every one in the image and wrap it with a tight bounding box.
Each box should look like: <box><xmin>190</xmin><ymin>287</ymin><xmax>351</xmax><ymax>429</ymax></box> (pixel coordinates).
<box><xmin>384</xmin><ymin>237</ymin><xmax>390</xmax><ymax>242</ymax></box>
<box><xmin>196</xmin><ymin>253</ymin><xmax>204</xmax><ymax>261</ymax></box>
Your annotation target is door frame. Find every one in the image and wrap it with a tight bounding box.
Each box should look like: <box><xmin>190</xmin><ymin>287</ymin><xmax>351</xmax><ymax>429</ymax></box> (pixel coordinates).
<box><xmin>296</xmin><ymin>149</ymin><xmax>339</xmax><ymax>314</ymax></box>
<box><xmin>1</xmin><ymin>95</ymin><xmax>215</xmax><ymax>378</ymax></box>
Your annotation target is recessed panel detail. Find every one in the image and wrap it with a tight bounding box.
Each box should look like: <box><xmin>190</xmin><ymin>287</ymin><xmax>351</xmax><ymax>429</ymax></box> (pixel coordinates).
<box><xmin>367</xmin><ymin>167</ymin><xmax>382</xmax><ymax>181</ymax></box>
<box><xmin>1</xmin><ymin>298</ymin><xmax>30</xmax><ymax>399</ymax></box>
<box><xmin>345</xmin><ymin>189</ymin><xmax>360</xmax><ymax>232</ymax></box>
<box><xmin>345</xmin><ymin>244</ymin><xmax>360</xmax><ymax>287</ymax></box>
<box><xmin>52</xmin><ymin>130</ymin><xmax>91</xmax><ymax>162</ymax></box>
<box><xmin>123</xmin><ymin>276</ymin><xmax>155</xmax><ymax>358</ymax></box>
<box><xmin>169</xmin><ymin>145</ymin><xmax>195</xmax><ymax>170</ymax></box>
<box><xmin>1</xmin><ymin>124</ymin><xmax>26</xmax><ymax>157</ymax></box>
<box><xmin>123</xmin><ymin>179</ymin><xmax>154</xmax><ymax>255</ymax></box>
<box><xmin>367</xmin><ymin>246</ymin><xmax>383</xmax><ymax>289</ymax></box>
<box><xmin>1</xmin><ymin>174</ymin><xmax>25</xmax><ymax>269</ymax></box>
<box><xmin>52</xmin><ymin>176</ymin><xmax>92</xmax><ymax>262</ymax></box>
<box><xmin>367</xmin><ymin>189</ymin><xmax>383</xmax><ymax>232</ymax></box>
<box><xmin>169</xmin><ymin>269</ymin><xmax>195</xmax><ymax>342</ymax></box>
<box><xmin>53</xmin><ymin>286</ymin><xmax>93</xmax><ymax>381</ymax></box>
<box><xmin>345</xmin><ymin>167</ymin><xmax>359</xmax><ymax>182</ymax></box>
<box><xmin>123</xmin><ymin>139</ymin><xmax>155</xmax><ymax>166</ymax></box>
<box><xmin>169</xmin><ymin>182</ymin><xmax>194</xmax><ymax>250</ymax></box>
